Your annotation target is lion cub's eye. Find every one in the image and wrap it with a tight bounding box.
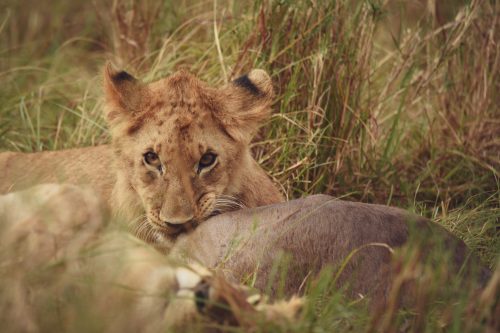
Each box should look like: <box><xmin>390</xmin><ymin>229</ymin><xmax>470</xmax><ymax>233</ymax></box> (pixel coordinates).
<box><xmin>143</xmin><ymin>151</ymin><xmax>161</xmax><ymax>170</ymax></box>
<box><xmin>144</xmin><ymin>151</ymin><xmax>159</xmax><ymax>164</ymax></box>
<box><xmin>198</xmin><ymin>152</ymin><xmax>217</xmax><ymax>171</ymax></box>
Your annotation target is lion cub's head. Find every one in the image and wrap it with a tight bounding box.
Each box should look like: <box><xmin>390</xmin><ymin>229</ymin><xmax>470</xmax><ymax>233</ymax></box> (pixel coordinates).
<box><xmin>104</xmin><ymin>65</ymin><xmax>283</xmax><ymax>238</ymax></box>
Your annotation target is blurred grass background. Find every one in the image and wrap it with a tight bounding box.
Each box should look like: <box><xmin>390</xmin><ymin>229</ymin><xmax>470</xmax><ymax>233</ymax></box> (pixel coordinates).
<box><xmin>0</xmin><ymin>0</ymin><xmax>498</xmax><ymax>331</ymax></box>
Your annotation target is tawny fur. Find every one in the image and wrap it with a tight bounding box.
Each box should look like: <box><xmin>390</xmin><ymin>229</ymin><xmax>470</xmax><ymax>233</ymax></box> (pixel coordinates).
<box><xmin>0</xmin><ymin>146</ymin><xmax>114</xmax><ymax>202</ymax></box>
<box><xmin>0</xmin><ymin>66</ymin><xmax>284</xmax><ymax>242</ymax></box>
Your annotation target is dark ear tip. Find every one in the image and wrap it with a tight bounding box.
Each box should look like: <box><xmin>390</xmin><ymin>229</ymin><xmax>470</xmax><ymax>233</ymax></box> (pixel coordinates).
<box><xmin>233</xmin><ymin>74</ymin><xmax>261</xmax><ymax>96</ymax></box>
<box><xmin>232</xmin><ymin>69</ymin><xmax>273</xmax><ymax>97</ymax></box>
<box><xmin>104</xmin><ymin>62</ymin><xmax>136</xmax><ymax>83</ymax></box>
<box><xmin>113</xmin><ymin>71</ymin><xmax>135</xmax><ymax>82</ymax></box>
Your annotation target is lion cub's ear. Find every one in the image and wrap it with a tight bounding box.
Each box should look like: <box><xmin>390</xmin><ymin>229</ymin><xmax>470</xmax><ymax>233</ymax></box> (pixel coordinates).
<box><xmin>219</xmin><ymin>69</ymin><xmax>274</xmax><ymax>143</ymax></box>
<box><xmin>103</xmin><ymin>63</ymin><xmax>146</xmax><ymax>127</ymax></box>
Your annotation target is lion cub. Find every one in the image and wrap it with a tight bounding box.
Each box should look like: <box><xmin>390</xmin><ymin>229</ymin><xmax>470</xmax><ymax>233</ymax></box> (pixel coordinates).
<box><xmin>0</xmin><ymin>65</ymin><xmax>284</xmax><ymax>244</ymax></box>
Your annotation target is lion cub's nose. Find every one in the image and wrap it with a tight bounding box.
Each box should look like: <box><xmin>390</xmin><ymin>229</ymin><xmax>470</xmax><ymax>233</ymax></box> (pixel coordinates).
<box><xmin>160</xmin><ymin>198</ymin><xmax>194</xmax><ymax>225</ymax></box>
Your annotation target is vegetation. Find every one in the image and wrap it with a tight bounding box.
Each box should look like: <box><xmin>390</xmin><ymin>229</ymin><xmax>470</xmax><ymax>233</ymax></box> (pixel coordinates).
<box><xmin>0</xmin><ymin>0</ymin><xmax>498</xmax><ymax>331</ymax></box>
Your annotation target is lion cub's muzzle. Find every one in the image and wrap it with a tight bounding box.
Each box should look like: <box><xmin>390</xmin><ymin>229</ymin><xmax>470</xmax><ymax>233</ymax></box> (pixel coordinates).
<box><xmin>148</xmin><ymin>196</ymin><xmax>219</xmax><ymax>236</ymax></box>
<box><xmin>149</xmin><ymin>219</ymin><xmax>199</xmax><ymax>237</ymax></box>
<box><xmin>164</xmin><ymin>219</ymin><xmax>199</xmax><ymax>231</ymax></box>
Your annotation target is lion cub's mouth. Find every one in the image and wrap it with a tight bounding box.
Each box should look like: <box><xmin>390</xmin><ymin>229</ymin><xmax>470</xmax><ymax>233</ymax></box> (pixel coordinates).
<box><xmin>143</xmin><ymin>209</ymin><xmax>222</xmax><ymax>239</ymax></box>
<box><xmin>148</xmin><ymin>219</ymin><xmax>200</xmax><ymax>237</ymax></box>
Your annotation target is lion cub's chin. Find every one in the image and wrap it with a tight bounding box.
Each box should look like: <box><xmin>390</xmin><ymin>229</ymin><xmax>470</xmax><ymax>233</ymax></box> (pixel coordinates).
<box><xmin>146</xmin><ymin>208</ymin><xmax>223</xmax><ymax>239</ymax></box>
<box><xmin>144</xmin><ymin>218</ymin><xmax>199</xmax><ymax>239</ymax></box>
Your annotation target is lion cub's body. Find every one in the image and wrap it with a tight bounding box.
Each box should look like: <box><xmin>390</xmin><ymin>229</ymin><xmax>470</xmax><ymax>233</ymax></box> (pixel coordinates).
<box><xmin>0</xmin><ymin>146</ymin><xmax>114</xmax><ymax>202</ymax></box>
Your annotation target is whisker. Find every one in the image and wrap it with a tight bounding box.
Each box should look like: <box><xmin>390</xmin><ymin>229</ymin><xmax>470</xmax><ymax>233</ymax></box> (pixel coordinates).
<box><xmin>127</xmin><ymin>214</ymin><xmax>146</xmax><ymax>228</ymax></box>
<box><xmin>141</xmin><ymin>224</ymin><xmax>153</xmax><ymax>243</ymax></box>
<box><xmin>213</xmin><ymin>194</ymin><xmax>246</xmax><ymax>214</ymax></box>
<box><xmin>133</xmin><ymin>217</ymin><xmax>153</xmax><ymax>242</ymax></box>
<box><xmin>217</xmin><ymin>195</ymin><xmax>245</xmax><ymax>208</ymax></box>
<box><xmin>135</xmin><ymin>221</ymin><xmax>148</xmax><ymax>238</ymax></box>
<box><xmin>128</xmin><ymin>214</ymin><xmax>147</xmax><ymax>237</ymax></box>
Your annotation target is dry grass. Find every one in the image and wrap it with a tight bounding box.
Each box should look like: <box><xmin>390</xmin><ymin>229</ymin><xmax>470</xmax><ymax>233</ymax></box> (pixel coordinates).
<box><xmin>0</xmin><ymin>0</ymin><xmax>498</xmax><ymax>331</ymax></box>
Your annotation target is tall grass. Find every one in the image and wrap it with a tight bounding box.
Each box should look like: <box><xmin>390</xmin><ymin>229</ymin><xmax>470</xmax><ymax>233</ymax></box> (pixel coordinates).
<box><xmin>0</xmin><ymin>0</ymin><xmax>498</xmax><ymax>331</ymax></box>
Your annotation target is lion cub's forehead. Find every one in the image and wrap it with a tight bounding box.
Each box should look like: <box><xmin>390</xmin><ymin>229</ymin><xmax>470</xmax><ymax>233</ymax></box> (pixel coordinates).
<box><xmin>152</xmin><ymin>113</ymin><xmax>212</xmax><ymax>158</ymax></box>
<box><xmin>150</xmin><ymin>71</ymin><xmax>217</xmax><ymax>106</ymax></box>
<box><xmin>140</xmin><ymin>125</ymin><xmax>212</xmax><ymax>169</ymax></box>
<box><xmin>129</xmin><ymin>71</ymin><xmax>222</xmax><ymax>136</ymax></box>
